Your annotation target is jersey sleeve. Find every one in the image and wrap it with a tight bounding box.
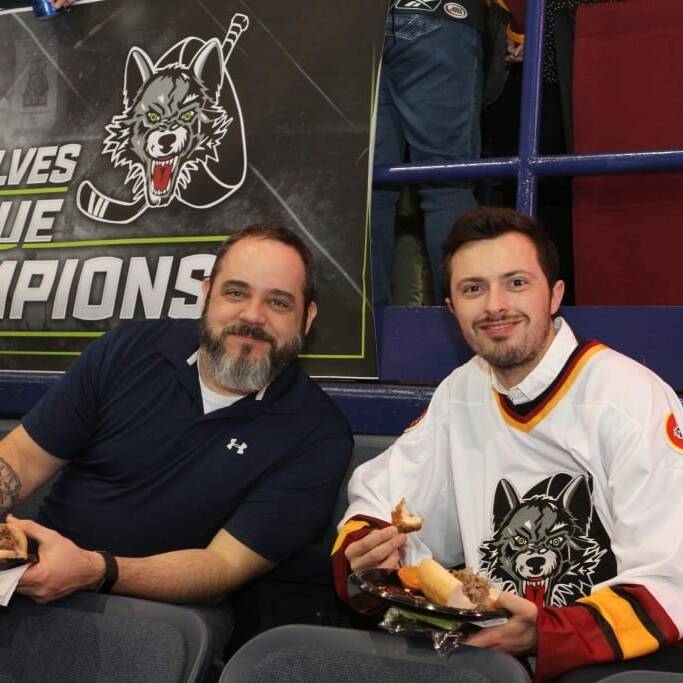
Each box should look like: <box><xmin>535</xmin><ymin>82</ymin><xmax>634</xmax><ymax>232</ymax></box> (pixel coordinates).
<box><xmin>535</xmin><ymin>368</ymin><xmax>683</xmax><ymax>680</ymax></box>
<box><xmin>332</xmin><ymin>386</ymin><xmax>458</xmax><ymax>604</ymax></box>
<box><xmin>222</xmin><ymin>421</ymin><xmax>352</xmax><ymax>564</ymax></box>
<box><xmin>21</xmin><ymin>332</ymin><xmax>114</xmax><ymax>460</ymax></box>
<box><xmin>331</xmin><ymin>514</ymin><xmax>391</xmax><ymax>605</ymax></box>
<box><xmin>492</xmin><ymin>0</ymin><xmax>525</xmax><ymax>41</ymax></box>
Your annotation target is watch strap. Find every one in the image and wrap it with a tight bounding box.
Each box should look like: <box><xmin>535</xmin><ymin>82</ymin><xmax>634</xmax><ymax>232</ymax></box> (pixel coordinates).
<box><xmin>94</xmin><ymin>550</ymin><xmax>119</xmax><ymax>593</ymax></box>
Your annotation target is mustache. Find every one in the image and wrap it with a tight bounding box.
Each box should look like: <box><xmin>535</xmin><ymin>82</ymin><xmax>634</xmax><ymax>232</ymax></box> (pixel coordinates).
<box><xmin>220</xmin><ymin>323</ymin><xmax>277</xmax><ymax>346</ymax></box>
<box><xmin>474</xmin><ymin>314</ymin><xmax>527</xmax><ymax>329</ymax></box>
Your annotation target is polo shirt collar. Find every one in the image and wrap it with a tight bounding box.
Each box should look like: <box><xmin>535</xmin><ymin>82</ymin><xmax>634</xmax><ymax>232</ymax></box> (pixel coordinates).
<box><xmin>156</xmin><ymin>320</ymin><xmax>306</xmax><ymax>415</ymax></box>
<box><xmin>491</xmin><ymin>317</ymin><xmax>578</xmax><ymax>404</ymax></box>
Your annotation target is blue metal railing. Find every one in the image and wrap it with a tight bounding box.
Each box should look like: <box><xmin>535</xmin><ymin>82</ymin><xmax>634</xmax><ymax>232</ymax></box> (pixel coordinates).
<box><xmin>372</xmin><ymin>0</ymin><xmax>683</xmax><ymax>213</ymax></box>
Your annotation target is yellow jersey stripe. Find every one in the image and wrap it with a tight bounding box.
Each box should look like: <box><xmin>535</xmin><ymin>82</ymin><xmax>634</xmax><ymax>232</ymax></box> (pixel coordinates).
<box><xmin>331</xmin><ymin>519</ymin><xmax>369</xmax><ymax>556</ymax></box>
<box><xmin>579</xmin><ymin>587</ymin><xmax>660</xmax><ymax>659</ymax></box>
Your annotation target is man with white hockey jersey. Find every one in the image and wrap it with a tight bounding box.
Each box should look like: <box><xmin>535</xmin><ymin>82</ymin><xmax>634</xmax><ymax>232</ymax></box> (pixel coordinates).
<box><xmin>333</xmin><ymin>207</ymin><xmax>683</xmax><ymax>680</ymax></box>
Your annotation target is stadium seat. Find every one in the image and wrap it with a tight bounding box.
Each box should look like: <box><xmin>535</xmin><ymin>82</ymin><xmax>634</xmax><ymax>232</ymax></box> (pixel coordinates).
<box><xmin>0</xmin><ymin>592</ymin><xmax>213</xmax><ymax>682</ymax></box>
<box><xmin>596</xmin><ymin>674</ymin><xmax>683</xmax><ymax>683</ymax></box>
<box><xmin>219</xmin><ymin>623</ymin><xmax>532</xmax><ymax>682</ymax></box>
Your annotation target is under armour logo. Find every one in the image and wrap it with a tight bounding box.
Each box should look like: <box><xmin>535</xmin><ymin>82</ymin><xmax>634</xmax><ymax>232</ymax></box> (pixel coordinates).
<box><xmin>227</xmin><ymin>438</ymin><xmax>248</xmax><ymax>455</ymax></box>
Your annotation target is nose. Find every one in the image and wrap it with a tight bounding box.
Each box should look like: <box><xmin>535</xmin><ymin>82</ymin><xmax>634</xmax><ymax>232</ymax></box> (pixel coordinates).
<box><xmin>158</xmin><ymin>133</ymin><xmax>176</xmax><ymax>154</ymax></box>
<box><xmin>484</xmin><ymin>284</ymin><xmax>508</xmax><ymax>316</ymax></box>
<box><xmin>238</xmin><ymin>297</ymin><xmax>267</xmax><ymax>326</ymax></box>
<box><xmin>526</xmin><ymin>557</ymin><xmax>546</xmax><ymax>575</ymax></box>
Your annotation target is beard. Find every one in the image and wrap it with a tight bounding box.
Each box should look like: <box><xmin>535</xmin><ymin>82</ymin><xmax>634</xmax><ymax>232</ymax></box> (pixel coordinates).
<box><xmin>198</xmin><ymin>318</ymin><xmax>303</xmax><ymax>394</ymax></box>
<box><xmin>470</xmin><ymin>313</ymin><xmax>553</xmax><ymax>373</ymax></box>
<box><xmin>480</xmin><ymin>336</ymin><xmax>542</xmax><ymax>370</ymax></box>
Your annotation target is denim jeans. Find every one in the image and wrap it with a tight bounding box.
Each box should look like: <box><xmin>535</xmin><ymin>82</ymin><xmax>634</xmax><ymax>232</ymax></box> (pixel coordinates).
<box><xmin>371</xmin><ymin>13</ymin><xmax>483</xmax><ymax>305</ymax></box>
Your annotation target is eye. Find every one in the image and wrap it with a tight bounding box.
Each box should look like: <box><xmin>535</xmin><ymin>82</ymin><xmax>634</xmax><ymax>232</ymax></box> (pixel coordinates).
<box><xmin>462</xmin><ymin>283</ymin><xmax>481</xmax><ymax>296</ymax></box>
<box><xmin>146</xmin><ymin>111</ymin><xmax>160</xmax><ymax>124</ymax></box>
<box><xmin>514</xmin><ymin>535</ymin><xmax>527</xmax><ymax>546</ymax></box>
<box><xmin>181</xmin><ymin>110</ymin><xmax>195</xmax><ymax>123</ymax></box>
<box><xmin>269</xmin><ymin>298</ymin><xmax>293</xmax><ymax>311</ymax></box>
<box><xmin>509</xmin><ymin>277</ymin><xmax>528</xmax><ymax>289</ymax></box>
<box><xmin>549</xmin><ymin>536</ymin><xmax>564</xmax><ymax>547</ymax></box>
<box><xmin>225</xmin><ymin>289</ymin><xmax>246</xmax><ymax>300</ymax></box>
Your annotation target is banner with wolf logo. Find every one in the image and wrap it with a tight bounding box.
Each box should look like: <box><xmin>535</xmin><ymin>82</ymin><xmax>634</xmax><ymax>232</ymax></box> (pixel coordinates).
<box><xmin>0</xmin><ymin>0</ymin><xmax>385</xmax><ymax>378</ymax></box>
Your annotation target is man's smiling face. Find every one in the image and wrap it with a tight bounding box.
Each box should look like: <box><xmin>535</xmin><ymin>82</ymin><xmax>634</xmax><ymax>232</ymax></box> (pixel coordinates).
<box><xmin>199</xmin><ymin>236</ymin><xmax>317</xmax><ymax>395</ymax></box>
<box><xmin>446</xmin><ymin>231</ymin><xmax>564</xmax><ymax>388</ymax></box>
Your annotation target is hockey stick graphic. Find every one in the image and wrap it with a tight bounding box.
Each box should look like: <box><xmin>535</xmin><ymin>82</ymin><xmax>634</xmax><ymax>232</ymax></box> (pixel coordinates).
<box><xmin>222</xmin><ymin>13</ymin><xmax>249</xmax><ymax>67</ymax></box>
<box><xmin>77</xmin><ymin>180</ymin><xmax>148</xmax><ymax>225</ymax></box>
<box><xmin>77</xmin><ymin>14</ymin><xmax>250</xmax><ymax>224</ymax></box>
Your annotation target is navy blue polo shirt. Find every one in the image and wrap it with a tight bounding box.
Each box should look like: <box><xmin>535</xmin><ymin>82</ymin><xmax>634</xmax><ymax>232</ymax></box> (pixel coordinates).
<box><xmin>23</xmin><ymin>319</ymin><xmax>353</xmax><ymax>561</ymax></box>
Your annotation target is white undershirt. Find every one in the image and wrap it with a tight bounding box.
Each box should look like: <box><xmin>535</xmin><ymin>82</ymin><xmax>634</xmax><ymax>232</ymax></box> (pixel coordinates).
<box><xmin>198</xmin><ymin>374</ymin><xmax>244</xmax><ymax>413</ymax></box>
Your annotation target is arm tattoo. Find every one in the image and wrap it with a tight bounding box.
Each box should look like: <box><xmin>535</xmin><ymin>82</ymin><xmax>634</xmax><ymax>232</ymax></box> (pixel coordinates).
<box><xmin>0</xmin><ymin>456</ymin><xmax>21</xmax><ymax>520</ymax></box>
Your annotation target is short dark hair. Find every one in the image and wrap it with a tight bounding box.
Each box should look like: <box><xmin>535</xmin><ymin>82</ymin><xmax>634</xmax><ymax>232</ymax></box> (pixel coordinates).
<box><xmin>208</xmin><ymin>224</ymin><xmax>317</xmax><ymax>310</ymax></box>
<box><xmin>442</xmin><ymin>207</ymin><xmax>560</xmax><ymax>296</ymax></box>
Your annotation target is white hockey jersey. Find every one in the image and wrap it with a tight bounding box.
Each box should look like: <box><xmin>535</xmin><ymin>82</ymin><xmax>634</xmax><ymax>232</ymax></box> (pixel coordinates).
<box><xmin>343</xmin><ymin>319</ymin><xmax>683</xmax><ymax>665</ymax></box>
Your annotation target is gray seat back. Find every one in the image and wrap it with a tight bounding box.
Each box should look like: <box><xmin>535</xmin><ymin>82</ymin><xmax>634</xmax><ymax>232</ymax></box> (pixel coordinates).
<box><xmin>596</xmin><ymin>674</ymin><xmax>683</xmax><ymax>683</ymax></box>
<box><xmin>0</xmin><ymin>592</ymin><xmax>213</xmax><ymax>683</ymax></box>
<box><xmin>220</xmin><ymin>624</ymin><xmax>532</xmax><ymax>683</ymax></box>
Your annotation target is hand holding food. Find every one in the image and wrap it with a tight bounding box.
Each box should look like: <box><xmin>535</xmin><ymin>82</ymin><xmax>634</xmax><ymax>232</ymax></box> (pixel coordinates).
<box><xmin>345</xmin><ymin>526</ymin><xmax>406</xmax><ymax>572</ymax></box>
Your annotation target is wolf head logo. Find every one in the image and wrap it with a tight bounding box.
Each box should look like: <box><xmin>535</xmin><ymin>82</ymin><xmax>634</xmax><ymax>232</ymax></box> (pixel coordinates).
<box><xmin>106</xmin><ymin>43</ymin><xmax>229</xmax><ymax>209</ymax></box>
<box><xmin>479</xmin><ymin>474</ymin><xmax>611</xmax><ymax>607</ymax></box>
<box><xmin>77</xmin><ymin>14</ymin><xmax>248</xmax><ymax>224</ymax></box>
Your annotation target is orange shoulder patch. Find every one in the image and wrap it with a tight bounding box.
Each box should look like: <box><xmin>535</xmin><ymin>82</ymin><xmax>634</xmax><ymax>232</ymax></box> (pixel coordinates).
<box><xmin>665</xmin><ymin>412</ymin><xmax>683</xmax><ymax>454</ymax></box>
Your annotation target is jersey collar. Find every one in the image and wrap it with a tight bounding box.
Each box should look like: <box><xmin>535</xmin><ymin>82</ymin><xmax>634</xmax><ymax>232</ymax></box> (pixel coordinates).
<box><xmin>491</xmin><ymin>317</ymin><xmax>578</xmax><ymax>404</ymax></box>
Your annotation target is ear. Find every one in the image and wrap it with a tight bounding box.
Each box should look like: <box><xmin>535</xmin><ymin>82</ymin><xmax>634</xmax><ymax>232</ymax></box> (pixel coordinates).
<box><xmin>550</xmin><ymin>279</ymin><xmax>565</xmax><ymax>315</ymax></box>
<box><xmin>304</xmin><ymin>301</ymin><xmax>318</xmax><ymax>335</ymax></box>
<box><xmin>445</xmin><ymin>296</ymin><xmax>456</xmax><ymax>317</ymax></box>
<box><xmin>493</xmin><ymin>478</ymin><xmax>521</xmax><ymax>529</ymax></box>
<box><xmin>560</xmin><ymin>474</ymin><xmax>593</xmax><ymax>532</ymax></box>
<box><xmin>201</xmin><ymin>277</ymin><xmax>211</xmax><ymax>305</ymax></box>
<box><xmin>190</xmin><ymin>38</ymin><xmax>224</xmax><ymax>101</ymax></box>
<box><xmin>124</xmin><ymin>47</ymin><xmax>155</xmax><ymax>107</ymax></box>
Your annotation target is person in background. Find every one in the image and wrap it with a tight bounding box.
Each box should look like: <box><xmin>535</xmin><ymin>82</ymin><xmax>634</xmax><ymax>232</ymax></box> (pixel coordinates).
<box><xmin>371</xmin><ymin>0</ymin><xmax>524</xmax><ymax>307</ymax></box>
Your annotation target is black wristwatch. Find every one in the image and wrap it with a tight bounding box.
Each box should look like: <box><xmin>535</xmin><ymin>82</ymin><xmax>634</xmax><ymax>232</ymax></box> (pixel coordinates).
<box><xmin>94</xmin><ymin>550</ymin><xmax>119</xmax><ymax>593</ymax></box>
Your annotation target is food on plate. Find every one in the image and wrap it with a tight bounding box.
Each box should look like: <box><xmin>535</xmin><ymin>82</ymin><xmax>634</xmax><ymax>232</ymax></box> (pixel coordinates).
<box><xmin>416</xmin><ymin>558</ymin><xmax>500</xmax><ymax>610</ymax></box>
<box><xmin>450</xmin><ymin>567</ymin><xmax>500</xmax><ymax>610</ymax></box>
<box><xmin>0</xmin><ymin>522</ymin><xmax>28</xmax><ymax>560</ymax></box>
<box><xmin>397</xmin><ymin>565</ymin><xmax>421</xmax><ymax>592</ymax></box>
<box><xmin>391</xmin><ymin>498</ymin><xmax>423</xmax><ymax>533</ymax></box>
<box><xmin>384</xmin><ymin>606</ymin><xmax>464</xmax><ymax>632</ymax></box>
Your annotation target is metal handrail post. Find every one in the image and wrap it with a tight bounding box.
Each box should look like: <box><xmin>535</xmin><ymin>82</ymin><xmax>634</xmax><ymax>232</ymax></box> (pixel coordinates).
<box><xmin>516</xmin><ymin>0</ymin><xmax>546</xmax><ymax>215</ymax></box>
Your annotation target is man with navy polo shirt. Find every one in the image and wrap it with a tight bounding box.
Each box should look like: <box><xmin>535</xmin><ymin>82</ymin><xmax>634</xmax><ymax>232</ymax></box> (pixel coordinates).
<box><xmin>0</xmin><ymin>224</ymin><xmax>352</xmax><ymax>607</ymax></box>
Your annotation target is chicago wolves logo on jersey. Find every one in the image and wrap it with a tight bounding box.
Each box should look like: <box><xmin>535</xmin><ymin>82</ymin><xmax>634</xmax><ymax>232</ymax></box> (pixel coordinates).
<box><xmin>77</xmin><ymin>14</ymin><xmax>249</xmax><ymax>224</ymax></box>
<box><xmin>479</xmin><ymin>473</ymin><xmax>616</xmax><ymax>607</ymax></box>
